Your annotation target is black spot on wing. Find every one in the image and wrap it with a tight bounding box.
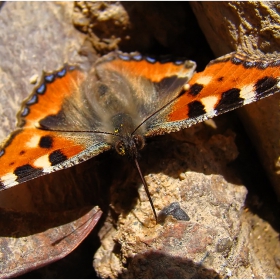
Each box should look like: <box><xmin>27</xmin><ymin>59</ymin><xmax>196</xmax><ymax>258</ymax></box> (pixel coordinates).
<box><xmin>215</xmin><ymin>88</ymin><xmax>244</xmax><ymax>113</ymax></box>
<box><xmin>14</xmin><ymin>164</ymin><xmax>37</xmax><ymax>177</ymax></box>
<box><xmin>49</xmin><ymin>150</ymin><xmax>67</xmax><ymax>166</ymax></box>
<box><xmin>39</xmin><ymin>136</ymin><xmax>53</xmax><ymax>149</ymax></box>
<box><xmin>14</xmin><ymin>164</ymin><xmax>43</xmax><ymax>183</ymax></box>
<box><xmin>255</xmin><ymin>76</ymin><xmax>278</xmax><ymax>97</ymax></box>
<box><xmin>217</xmin><ymin>77</ymin><xmax>224</xmax><ymax>82</ymax></box>
<box><xmin>188</xmin><ymin>101</ymin><xmax>206</xmax><ymax>118</ymax></box>
<box><xmin>19</xmin><ymin>150</ymin><xmax>25</xmax><ymax>155</ymax></box>
<box><xmin>39</xmin><ymin>111</ymin><xmax>65</xmax><ymax>130</ymax></box>
<box><xmin>189</xmin><ymin>83</ymin><xmax>204</xmax><ymax>96</ymax></box>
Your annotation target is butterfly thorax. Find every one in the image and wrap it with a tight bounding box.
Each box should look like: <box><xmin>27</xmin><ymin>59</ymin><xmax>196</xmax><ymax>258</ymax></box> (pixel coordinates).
<box><xmin>111</xmin><ymin>113</ymin><xmax>145</xmax><ymax>159</ymax></box>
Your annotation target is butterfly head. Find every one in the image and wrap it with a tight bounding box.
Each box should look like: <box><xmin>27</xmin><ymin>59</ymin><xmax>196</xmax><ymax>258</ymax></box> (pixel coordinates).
<box><xmin>115</xmin><ymin>134</ymin><xmax>145</xmax><ymax>158</ymax></box>
<box><xmin>112</xmin><ymin>113</ymin><xmax>145</xmax><ymax>159</ymax></box>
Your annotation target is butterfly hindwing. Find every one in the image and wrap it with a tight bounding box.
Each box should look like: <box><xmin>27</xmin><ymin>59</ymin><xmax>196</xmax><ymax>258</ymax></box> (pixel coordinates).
<box><xmin>145</xmin><ymin>52</ymin><xmax>280</xmax><ymax>136</ymax></box>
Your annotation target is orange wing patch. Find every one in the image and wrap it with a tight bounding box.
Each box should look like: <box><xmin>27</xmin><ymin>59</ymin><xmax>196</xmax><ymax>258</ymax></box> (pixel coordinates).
<box><xmin>97</xmin><ymin>52</ymin><xmax>196</xmax><ymax>83</ymax></box>
<box><xmin>168</xmin><ymin>52</ymin><xmax>280</xmax><ymax>122</ymax></box>
<box><xmin>0</xmin><ymin>128</ymin><xmax>85</xmax><ymax>188</ymax></box>
<box><xmin>0</xmin><ymin>65</ymin><xmax>89</xmax><ymax>188</ymax></box>
<box><xmin>1</xmin><ymin>129</ymin><xmax>84</xmax><ymax>171</ymax></box>
<box><xmin>19</xmin><ymin>66</ymin><xmax>86</xmax><ymax>127</ymax></box>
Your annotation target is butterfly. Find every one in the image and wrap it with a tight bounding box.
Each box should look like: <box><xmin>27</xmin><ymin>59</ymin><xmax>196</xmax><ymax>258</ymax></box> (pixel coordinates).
<box><xmin>0</xmin><ymin>50</ymin><xmax>279</xmax><ymax>221</ymax></box>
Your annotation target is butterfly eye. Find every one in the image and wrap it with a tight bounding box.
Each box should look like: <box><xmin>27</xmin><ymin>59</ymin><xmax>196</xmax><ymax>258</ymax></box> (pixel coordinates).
<box><xmin>133</xmin><ymin>135</ymin><xmax>145</xmax><ymax>150</ymax></box>
<box><xmin>115</xmin><ymin>140</ymin><xmax>126</xmax><ymax>156</ymax></box>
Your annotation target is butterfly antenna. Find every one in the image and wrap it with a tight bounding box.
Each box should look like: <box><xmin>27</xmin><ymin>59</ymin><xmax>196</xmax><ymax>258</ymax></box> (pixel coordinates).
<box><xmin>38</xmin><ymin>125</ymin><xmax>120</xmax><ymax>138</ymax></box>
<box><xmin>134</xmin><ymin>158</ymin><xmax>157</xmax><ymax>222</ymax></box>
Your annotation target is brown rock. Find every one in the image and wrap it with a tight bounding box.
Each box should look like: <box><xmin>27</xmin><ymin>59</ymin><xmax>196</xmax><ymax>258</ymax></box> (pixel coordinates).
<box><xmin>190</xmin><ymin>2</ymin><xmax>280</xmax><ymax>55</ymax></box>
<box><xmin>94</xmin><ymin>123</ymin><xmax>250</xmax><ymax>278</ymax></box>
<box><xmin>0</xmin><ymin>2</ymin><xmax>87</xmax><ymax>141</ymax></box>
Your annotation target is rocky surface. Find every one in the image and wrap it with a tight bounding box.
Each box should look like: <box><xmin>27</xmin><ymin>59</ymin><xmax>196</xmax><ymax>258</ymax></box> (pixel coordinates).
<box><xmin>190</xmin><ymin>2</ymin><xmax>280</xmax><ymax>56</ymax></box>
<box><xmin>94</xmin><ymin>119</ymin><xmax>280</xmax><ymax>278</ymax></box>
<box><xmin>94</xmin><ymin>123</ymin><xmax>248</xmax><ymax>278</ymax></box>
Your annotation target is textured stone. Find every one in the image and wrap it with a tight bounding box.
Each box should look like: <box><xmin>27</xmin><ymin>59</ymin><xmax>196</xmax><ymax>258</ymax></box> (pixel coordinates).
<box><xmin>190</xmin><ymin>2</ymin><xmax>280</xmax><ymax>55</ymax></box>
<box><xmin>94</xmin><ymin>123</ymin><xmax>250</xmax><ymax>278</ymax></box>
<box><xmin>0</xmin><ymin>2</ymin><xmax>86</xmax><ymax>141</ymax></box>
<box><xmin>94</xmin><ymin>120</ymin><xmax>280</xmax><ymax>278</ymax></box>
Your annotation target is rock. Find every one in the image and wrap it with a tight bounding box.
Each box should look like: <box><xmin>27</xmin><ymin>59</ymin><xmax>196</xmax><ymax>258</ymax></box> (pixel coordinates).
<box><xmin>94</xmin><ymin>123</ymin><xmax>248</xmax><ymax>278</ymax></box>
<box><xmin>189</xmin><ymin>2</ymin><xmax>280</xmax><ymax>55</ymax></box>
<box><xmin>94</xmin><ymin>120</ymin><xmax>280</xmax><ymax>278</ymax></box>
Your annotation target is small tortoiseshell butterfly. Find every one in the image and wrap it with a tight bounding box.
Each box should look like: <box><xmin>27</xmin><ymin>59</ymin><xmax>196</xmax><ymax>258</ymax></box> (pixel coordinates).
<box><xmin>0</xmin><ymin>51</ymin><xmax>279</xmax><ymax>220</ymax></box>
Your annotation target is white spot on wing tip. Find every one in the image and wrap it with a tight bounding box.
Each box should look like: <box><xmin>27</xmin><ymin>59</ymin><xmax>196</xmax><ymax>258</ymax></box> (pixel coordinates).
<box><xmin>201</xmin><ymin>96</ymin><xmax>219</xmax><ymax>113</ymax></box>
<box><xmin>26</xmin><ymin>135</ymin><xmax>41</xmax><ymax>148</ymax></box>
<box><xmin>1</xmin><ymin>173</ymin><xmax>18</xmax><ymax>187</ymax></box>
<box><xmin>196</xmin><ymin>75</ymin><xmax>213</xmax><ymax>86</ymax></box>
<box><xmin>240</xmin><ymin>84</ymin><xmax>256</xmax><ymax>105</ymax></box>
<box><xmin>33</xmin><ymin>155</ymin><xmax>51</xmax><ymax>168</ymax></box>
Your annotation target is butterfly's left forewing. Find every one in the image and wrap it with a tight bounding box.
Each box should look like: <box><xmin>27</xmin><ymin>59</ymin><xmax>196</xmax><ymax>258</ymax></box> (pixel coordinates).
<box><xmin>145</xmin><ymin>52</ymin><xmax>280</xmax><ymax>136</ymax></box>
<box><xmin>0</xmin><ymin>65</ymin><xmax>111</xmax><ymax>189</ymax></box>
